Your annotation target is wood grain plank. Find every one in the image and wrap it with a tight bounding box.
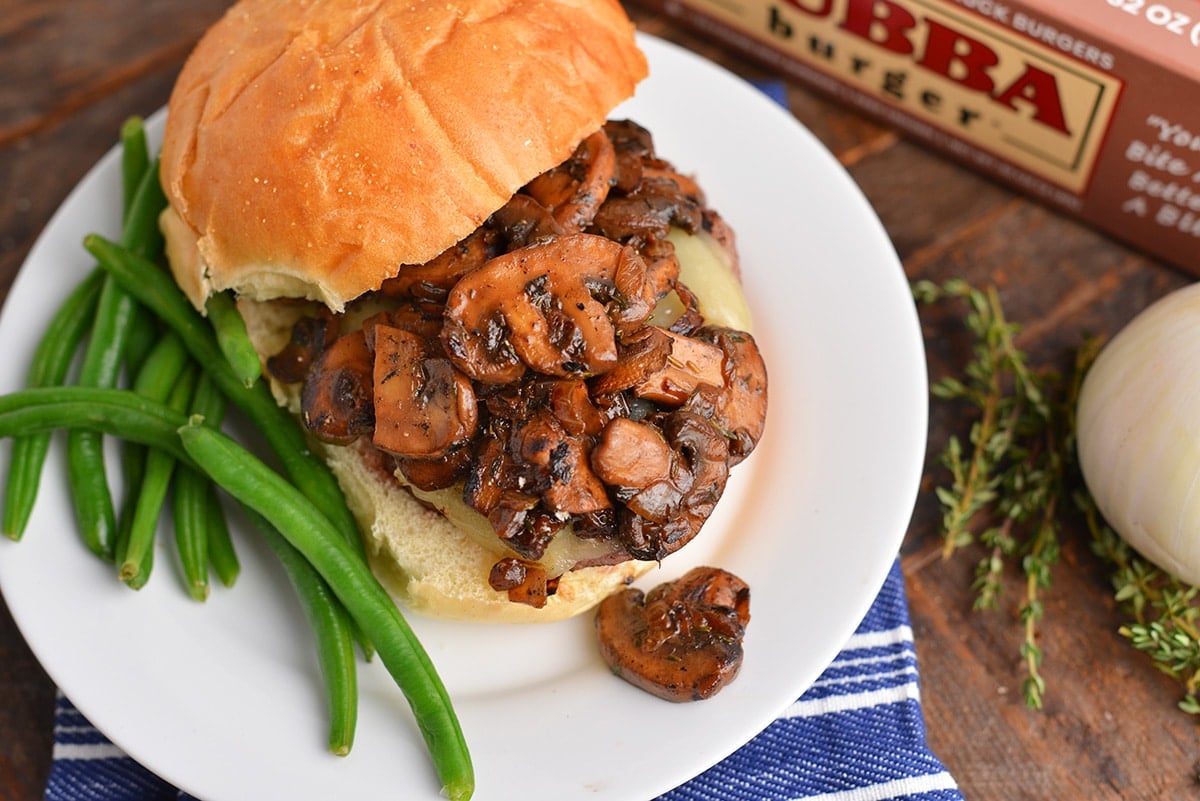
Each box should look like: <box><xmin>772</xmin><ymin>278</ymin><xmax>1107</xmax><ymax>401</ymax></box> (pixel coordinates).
<box><xmin>0</xmin><ymin>0</ymin><xmax>229</xmax><ymax>143</ymax></box>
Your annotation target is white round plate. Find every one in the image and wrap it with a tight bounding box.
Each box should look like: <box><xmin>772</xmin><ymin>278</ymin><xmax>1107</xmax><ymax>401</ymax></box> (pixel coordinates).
<box><xmin>0</xmin><ymin>33</ymin><xmax>927</xmax><ymax>801</ymax></box>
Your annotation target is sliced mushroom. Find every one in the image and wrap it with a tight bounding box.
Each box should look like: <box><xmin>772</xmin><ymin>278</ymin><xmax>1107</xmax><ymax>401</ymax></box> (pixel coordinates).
<box><xmin>525</xmin><ymin>130</ymin><xmax>617</xmax><ymax>233</ymax></box>
<box><xmin>595</xmin><ymin>566</ymin><xmax>750</xmax><ymax>702</ymax></box>
<box><xmin>589</xmin><ymin>326</ymin><xmax>672</xmax><ymax>398</ymax></box>
<box><xmin>640</xmin><ymin>236</ymin><xmax>682</xmax><ymax>305</ymax></box>
<box><xmin>488</xmin><ymin>193</ymin><xmax>565</xmax><ymax>251</ymax></box>
<box><xmin>301</xmin><ymin>329</ymin><xmax>375</xmax><ymax>443</ymax></box>
<box><xmin>509</xmin><ymin>410</ymin><xmax>611</xmax><ymax>516</ymax></box>
<box><xmin>378</xmin><ymin>299</ymin><xmax>446</xmax><ymax>343</ymax></box>
<box><xmin>642</xmin><ymin>166</ymin><xmax>705</xmax><ymax>204</ymax></box>
<box><xmin>633</xmin><ymin>328</ymin><xmax>725</xmax><ymax>407</ymax></box>
<box><xmin>394</xmin><ymin>445</ymin><xmax>473</xmax><ymax>491</ymax></box>
<box><xmin>372</xmin><ymin>324</ymin><xmax>478</xmax><ymax>459</ymax></box>
<box><xmin>441</xmin><ymin>233</ymin><xmax>657</xmax><ymax>383</ymax></box>
<box><xmin>603</xmin><ymin>119</ymin><xmax>655</xmax><ymax>193</ymax></box>
<box><xmin>267</xmin><ymin>310</ymin><xmax>335</xmax><ymax>385</ymax></box>
<box><xmin>591</xmin><ymin>417</ymin><xmax>673</xmax><ymax>492</ymax></box>
<box><xmin>591</xmin><ymin>175</ymin><xmax>704</xmax><ymax>243</ymax></box>
<box><xmin>544</xmin><ymin>378</ymin><xmax>605</xmax><ymax>438</ymax></box>
<box><xmin>686</xmin><ymin>327</ymin><xmax>768</xmax><ymax>465</ymax></box>
<box><xmin>619</xmin><ymin>411</ymin><xmax>730</xmax><ymax>562</ymax></box>
<box><xmin>379</xmin><ymin>228</ymin><xmax>498</xmax><ymax>302</ymax></box>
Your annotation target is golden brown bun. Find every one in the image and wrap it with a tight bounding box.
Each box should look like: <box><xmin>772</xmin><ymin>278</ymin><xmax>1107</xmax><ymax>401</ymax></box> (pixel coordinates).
<box><xmin>238</xmin><ymin>297</ymin><xmax>657</xmax><ymax>623</ymax></box>
<box><xmin>159</xmin><ymin>0</ymin><xmax>647</xmax><ymax>312</ymax></box>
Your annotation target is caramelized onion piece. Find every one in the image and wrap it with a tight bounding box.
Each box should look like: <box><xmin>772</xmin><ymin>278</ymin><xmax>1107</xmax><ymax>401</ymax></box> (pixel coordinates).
<box><xmin>372</xmin><ymin>324</ymin><xmax>478</xmax><ymax>459</ymax></box>
<box><xmin>595</xmin><ymin>566</ymin><xmax>750</xmax><ymax>702</ymax></box>
<box><xmin>463</xmin><ymin>433</ymin><xmax>509</xmax><ymax>518</ymax></box>
<box><xmin>301</xmin><ymin>329</ymin><xmax>375</xmax><ymax>443</ymax></box>
<box><xmin>488</xmin><ymin>556</ymin><xmax>550</xmax><ymax>608</ymax></box>
<box><xmin>488</xmin><ymin>502</ymin><xmax>563</xmax><ymax>562</ymax></box>
<box><xmin>589</xmin><ymin>326</ymin><xmax>672</xmax><ymax>398</ymax></box>
<box><xmin>640</xmin><ymin>236</ymin><xmax>682</xmax><ymax>305</ymax></box>
<box><xmin>545</xmin><ymin>378</ymin><xmax>605</xmax><ymax>438</ymax></box>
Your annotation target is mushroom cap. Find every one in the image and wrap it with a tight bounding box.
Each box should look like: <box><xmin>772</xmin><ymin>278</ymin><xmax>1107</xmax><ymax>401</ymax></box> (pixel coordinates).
<box><xmin>594</xmin><ymin>566</ymin><xmax>750</xmax><ymax>702</ymax></box>
<box><xmin>159</xmin><ymin>0</ymin><xmax>647</xmax><ymax>311</ymax></box>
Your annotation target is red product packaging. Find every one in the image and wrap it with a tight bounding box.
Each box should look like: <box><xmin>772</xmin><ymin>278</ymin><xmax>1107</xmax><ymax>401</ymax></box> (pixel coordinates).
<box><xmin>640</xmin><ymin>0</ymin><xmax>1200</xmax><ymax>273</ymax></box>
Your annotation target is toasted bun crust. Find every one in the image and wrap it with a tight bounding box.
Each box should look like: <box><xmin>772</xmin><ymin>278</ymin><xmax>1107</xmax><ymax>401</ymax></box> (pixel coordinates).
<box><xmin>159</xmin><ymin>0</ymin><xmax>647</xmax><ymax>311</ymax></box>
<box><xmin>239</xmin><ymin>297</ymin><xmax>657</xmax><ymax>623</ymax></box>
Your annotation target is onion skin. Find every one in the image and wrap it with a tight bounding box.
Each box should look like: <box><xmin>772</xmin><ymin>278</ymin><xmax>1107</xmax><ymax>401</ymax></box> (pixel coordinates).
<box><xmin>1077</xmin><ymin>283</ymin><xmax>1200</xmax><ymax>587</ymax></box>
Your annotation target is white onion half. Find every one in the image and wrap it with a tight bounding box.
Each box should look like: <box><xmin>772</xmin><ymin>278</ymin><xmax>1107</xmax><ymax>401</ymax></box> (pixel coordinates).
<box><xmin>1077</xmin><ymin>282</ymin><xmax>1200</xmax><ymax>586</ymax></box>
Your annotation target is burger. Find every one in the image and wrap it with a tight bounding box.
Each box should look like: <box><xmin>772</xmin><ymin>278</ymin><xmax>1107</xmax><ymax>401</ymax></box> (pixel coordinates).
<box><xmin>157</xmin><ymin>0</ymin><xmax>768</xmax><ymax>623</ymax></box>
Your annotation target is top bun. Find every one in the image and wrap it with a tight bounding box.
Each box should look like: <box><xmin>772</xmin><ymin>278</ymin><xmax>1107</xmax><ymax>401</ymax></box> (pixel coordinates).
<box><xmin>159</xmin><ymin>0</ymin><xmax>647</xmax><ymax>311</ymax></box>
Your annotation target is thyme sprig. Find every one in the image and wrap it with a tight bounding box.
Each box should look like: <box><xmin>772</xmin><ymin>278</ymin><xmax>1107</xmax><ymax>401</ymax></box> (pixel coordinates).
<box><xmin>913</xmin><ymin>278</ymin><xmax>1062</xmax><ymax>708</ymax></box>
<box><xmin>916</xmin><ymin>277</ymin><xmax>1200</xmax><ymax>716</ymax></box>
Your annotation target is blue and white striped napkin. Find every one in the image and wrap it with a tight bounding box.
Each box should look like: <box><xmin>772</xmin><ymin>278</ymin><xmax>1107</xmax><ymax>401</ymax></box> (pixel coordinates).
<box><xmin>46</xmin><ymin>559</ymin><xmax>961</xmax><ymax>801</ymax></box>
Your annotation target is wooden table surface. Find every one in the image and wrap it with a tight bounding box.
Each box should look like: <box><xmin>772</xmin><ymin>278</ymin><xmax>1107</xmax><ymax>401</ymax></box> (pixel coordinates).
<box><xmin>2</xmin><ymin>3</ymin><xmax>1197</xmax><ymax>800</ymax></box>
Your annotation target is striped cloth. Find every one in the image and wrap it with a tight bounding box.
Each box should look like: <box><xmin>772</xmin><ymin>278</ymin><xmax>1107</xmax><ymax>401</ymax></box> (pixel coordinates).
<box><xmin>46</xmin><ymin>560</ymin><xmax>962</xmax><ymax>801</ymax></box>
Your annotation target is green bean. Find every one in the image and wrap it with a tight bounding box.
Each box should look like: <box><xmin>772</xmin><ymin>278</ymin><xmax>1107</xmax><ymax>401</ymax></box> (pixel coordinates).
<box><xmin>83</xmin><ymin>234</ymin><xmax>365</xmax><ymax>561</ymax></box>
<box><xmin>122</xmin><ymin>365</ymin><xmax>198</xmax><ymax>586</ymax></box>
<box><xmin>112</xmin><ymin>309</ymin><xmax>163</xmax><ymax>557</ymax></box>
<box><xmin>0</xmin><ymin>389</ymin><xmax>191</xmax><ymax>462</ymax></box>
<box><xmin>112</xmin><ymin>333</ymin><xmax>190</xmax><ymax>566</ymax></box>
<box><xmin>120</xmin><ymin>117</ymin><xmax>149</xmax><ymax>223</ymax></box>
<box><xmin>203</xmin><ymin>484</ymin><xmax>240</xmax><ymax>588</ymax></box>
<box><xmin>121</xmin><ymin>158</ymin><xmax>167</xmax><ymax>262</ymax></box>
<box><xmin>66</xmin><ymin>161</ymin><xmax>167</xmax><ymax>558</ymax></box>
<box><xmin>171</xmin><ymin>466</ymin><xmax>211</xmax><ymax>600</ymax></box>
<box><xmin>205</xmin><ymin>291</ymin><xmax>263</xmax><ymax>388</ymax></box>
<box><xmin>67</xmin><ymin>270</ymin><xmax>140</xmax><ymax>558</ymax></box>
<box><xmin>3</xmin><ymin>270</ymin><xmax>104</xmax><ymax>539</ymax></box>
<box><xmin>172</xmin><ymin>372</ymin><xmax>230</xmax><ymax>599</ymax></box>
<box><xmin>112</xmin><ymin>447</ymin><xmax>146</xmax><ymax>582</ymax></box>
<box><xmin>242</xmin><ymin>505</ymin><xmax>358</xmax><ymax>755</ymax></box>
<box><xmin>129</xmin><ymin>333</ymin><xmax>190</xmax><ymax>408</ymax></box>
<box><xmin>176</xmin><ymin>420</ymin><xmax>473</xmax><ymax>801</ymax></box>
<box><xmin>122</xmin><ymin>308</ymin><xmax>161</xmax><ymax>381</ymax></box>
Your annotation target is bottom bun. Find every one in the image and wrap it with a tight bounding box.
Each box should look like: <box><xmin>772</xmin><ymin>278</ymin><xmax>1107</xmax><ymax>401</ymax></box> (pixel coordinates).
<box><xmin>240</xmin><ymin>297</ymin><xmax>656</xmax><ymax>623</ymax></box>
<box><xmin>320</xmin><ymin>440</ymin><xmax>655</xmax><ymax>623</ymax></box>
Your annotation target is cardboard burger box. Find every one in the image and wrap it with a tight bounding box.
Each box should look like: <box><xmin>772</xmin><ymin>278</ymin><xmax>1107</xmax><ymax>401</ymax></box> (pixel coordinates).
<box><xmin>638</xmin><ymin>0</ymin><xmax>1200</xmax><ymax>274</ymax></box>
